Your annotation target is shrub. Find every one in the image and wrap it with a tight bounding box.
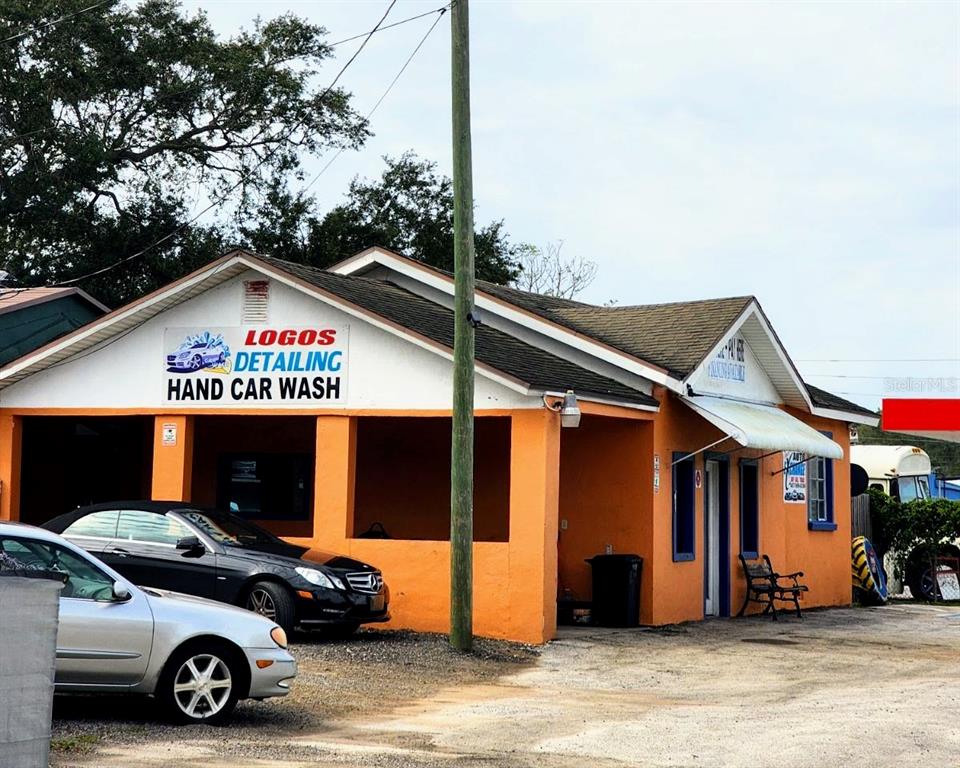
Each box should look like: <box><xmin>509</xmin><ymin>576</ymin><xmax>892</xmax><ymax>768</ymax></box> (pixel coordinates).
<box><xmin>871</xmin><ymin>489</ymin><xmax>960</xmax><ymax>581</ymax></box>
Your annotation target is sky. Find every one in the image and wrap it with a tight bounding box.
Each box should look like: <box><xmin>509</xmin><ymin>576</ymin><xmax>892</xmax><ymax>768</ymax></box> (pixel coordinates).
<box><xmin>180</xmin><ymin>0</ymin><xmax>960</xmax><ymax>412</ymax></box>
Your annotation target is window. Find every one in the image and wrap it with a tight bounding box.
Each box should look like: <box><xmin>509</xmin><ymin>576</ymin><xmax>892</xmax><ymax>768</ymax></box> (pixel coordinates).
<box><xmin>217</xmin><ymin>453</ymin><xmax>312</xmax><ymax>521</ymax></box>
<box><xmin>117</xmin><ymin>510</ymin><xmax>190</xmax><ymax>546</ymax></box>
<box><xmin>0</xmin><ymin>537</ymin><xmax>115</xmax><ymax>600</ymax></box>
<box><xmin>63</xmin><ymin>510</ymin><xmax>120</xmax><ymax>540</ymax></box>
<box><xmin>740</xmin><ymin>460</ymin><xmax>759</xmax><ymax>557</ymax></box>
<box><xmin>672</xmin><ymin>453</ymin><xmax>696</xmax><ymax>561</ymax></box>
<box><xmin>807</xmin><ymin>446</ymin><xmax>836</xmax><ymax>531</ymax></box>
<box><xmin>897</xmin><ymin>475</ymin><xmax>930</xmax><ymax>503</ymax></box>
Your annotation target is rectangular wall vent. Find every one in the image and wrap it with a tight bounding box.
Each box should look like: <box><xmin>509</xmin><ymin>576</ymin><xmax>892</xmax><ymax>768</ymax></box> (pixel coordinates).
<box><xmin>242</xmin><ymin>280</ymin><xmax>269</xmax><ymax>323</ymax></box>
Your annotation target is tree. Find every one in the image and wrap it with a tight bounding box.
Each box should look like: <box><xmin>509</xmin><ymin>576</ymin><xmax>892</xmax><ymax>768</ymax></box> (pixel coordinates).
<box><xmin>511</xmin><ymin>240</ymin><xmax>597</xmax><ymax>299</ymax></box>
<box><xmin>871</xmin><ymin>488</ymin><xmax>960</xmax><ymax>599</ymax></box>
<box><xmin>243</xmin><ymin>152</ymin><xmax>521</xmax><ymax>284</ymax></box>
<box><xmin>0</xmin><ymin>0</ymin><xmax>367</xmax><ymax>306</ymax></box>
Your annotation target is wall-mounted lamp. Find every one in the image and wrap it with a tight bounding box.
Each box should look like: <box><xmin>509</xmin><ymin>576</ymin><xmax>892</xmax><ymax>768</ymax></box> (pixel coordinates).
<box><xmin>544</xmin><ymin>390</ymin><xmax>581</xmax><ymax>428</ymax></box>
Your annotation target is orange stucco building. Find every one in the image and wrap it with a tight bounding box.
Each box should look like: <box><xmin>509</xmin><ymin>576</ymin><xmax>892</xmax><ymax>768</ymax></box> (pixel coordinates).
<box><xmin>0</xmin><ymin>248</ymin><xmax>877</xmax><ymax>644</ymax></box>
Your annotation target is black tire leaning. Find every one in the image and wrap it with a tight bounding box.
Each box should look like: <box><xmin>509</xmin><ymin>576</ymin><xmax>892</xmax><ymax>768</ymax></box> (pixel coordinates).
<box><xmin>906</xmin><ymin>545</ymin><xmax>960</xmax><ymax>601</ymax></box>
<box><xmin>244</xmin><ymin>580</ymin><xmax>296</xmax><ymax>633</ymax></box>
<box><xmin>158</xmin><ymin>642</ymin><xmax>242</xmax><ymax>725</ymax></box>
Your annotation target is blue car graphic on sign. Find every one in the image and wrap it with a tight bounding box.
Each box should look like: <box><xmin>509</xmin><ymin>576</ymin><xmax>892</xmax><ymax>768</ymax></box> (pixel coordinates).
<box><xmin>167</xmin><ymin>332</ymin><xmax>231</xmax><ymax>373</ymax></box>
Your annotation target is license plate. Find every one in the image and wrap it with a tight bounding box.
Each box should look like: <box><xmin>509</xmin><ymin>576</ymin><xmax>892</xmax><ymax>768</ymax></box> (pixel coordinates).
<box><xmin>370</xmin><ymin>594</ymin><xmax>385</xmax><ymax>612</ymax></box>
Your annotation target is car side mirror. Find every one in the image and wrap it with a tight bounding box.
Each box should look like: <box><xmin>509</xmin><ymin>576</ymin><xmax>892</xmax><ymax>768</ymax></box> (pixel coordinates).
<box><xmin>112</xmin><ymin>581</ymin><xmax>131</xmax><ymax>601</ymax></box>
<box><xmin>176</xmin><ymin>535</ymin><xmax>203</xmax><ymax>552</ymax></box>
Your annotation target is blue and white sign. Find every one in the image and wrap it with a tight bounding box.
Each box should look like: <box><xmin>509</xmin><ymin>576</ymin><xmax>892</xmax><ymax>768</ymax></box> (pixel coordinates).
<box><xmin>708</xmin><ymin>335</ymin><xmax>746</xmax><ymax>383</ymax></box>
<box><xmin>163</xmin><ymin>326</ymin><xmax>348</xmax><ymax>405</ymax></box>
<box><xmin>783</xmin><ymin>451</ymin><xmax>807</xmax><ymax>503</ymax></box>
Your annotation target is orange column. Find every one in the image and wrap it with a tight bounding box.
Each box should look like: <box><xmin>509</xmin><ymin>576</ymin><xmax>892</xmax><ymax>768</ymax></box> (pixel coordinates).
<box><xmin>508</xmin><ymin>409</ymin><xmax>561</xmax><ymax>644</ymax></box>
<box><xmin>312</xmin><ymin>416</ymin><xmax>356</xmax><ymax>547</ymax></box>
<box><xmin>0</xmin><ymin>413</ymin><xmax>22</xmax><ymax>521</ymax></box>
<box><xmin>151</xmin><ymin>415</ymin><xmax>194</xmax><ymax>501</ymax></box>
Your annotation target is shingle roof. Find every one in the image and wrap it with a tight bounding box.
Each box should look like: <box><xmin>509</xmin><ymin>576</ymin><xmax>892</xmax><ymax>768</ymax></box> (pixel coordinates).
<box><xmin>255</xmin><ymin>255</ymin><xmax>658</xmax><ymax>408</ymax></box>
<box><xmin>804</xmin><ymin>384</ymin><xmax>877</xmax><ymax>418</ymax></box>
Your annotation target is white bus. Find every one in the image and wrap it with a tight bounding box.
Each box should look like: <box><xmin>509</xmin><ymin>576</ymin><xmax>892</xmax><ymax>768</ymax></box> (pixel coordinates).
<box><xmin>850</xmin><ymin>445</ymin><xmax>931</xmax><ymax>502</ymax></box>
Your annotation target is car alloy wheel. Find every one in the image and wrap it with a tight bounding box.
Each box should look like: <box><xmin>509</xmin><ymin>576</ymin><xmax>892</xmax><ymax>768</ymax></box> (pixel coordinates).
<box><xmin>172</xmin><ymin>654</ymin><xmax>232</xmax><ymax>720</ymax></box>
<box><xmin>247</xmin><ymin>588</ymin><xmax>277</xmax><ymax>620</ymax></box>
<box><xmin>190</xmin><ymin>354</ymin><xmax>202</xmax><ymax>370</ymax></box>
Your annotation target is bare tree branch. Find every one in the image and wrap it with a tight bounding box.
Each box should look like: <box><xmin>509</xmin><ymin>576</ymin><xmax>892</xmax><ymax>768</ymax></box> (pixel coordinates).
<box><xmin>511</xmin><ymin>240</ymin><xmax>597</xmax><ymax>299</ymax></box>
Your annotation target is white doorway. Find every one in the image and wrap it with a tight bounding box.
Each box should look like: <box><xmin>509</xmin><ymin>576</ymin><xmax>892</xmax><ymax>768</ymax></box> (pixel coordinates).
<box><xmin>704</xmin><ymin>460</ymin><xmax>721</xmax><ymax>617</ymax></box>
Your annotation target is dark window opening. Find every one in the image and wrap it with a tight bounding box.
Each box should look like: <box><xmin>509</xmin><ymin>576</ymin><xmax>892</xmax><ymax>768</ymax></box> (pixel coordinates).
<box><xmin>740</xmin><ymin>460</ymin><xmax>759</xmax><ymax>557</ymax></box>
<box><xmin>19</xmin><ymin>417</ymin><xmax>153</xmax><ymax>526</ymax></box>
<box><xmin>217</xmin><ymin>453</ymin><xmax>312</xmax><ymax>522</ymax></box>
<box><xmin>352</xmin><ymin>416</ymin><xmax>511</xmax><ymax>542</ymax></box>
<box><xmin>672</xmin><ymin>453</ymin><xmax>696</xmax><ymax>561</ymax></box>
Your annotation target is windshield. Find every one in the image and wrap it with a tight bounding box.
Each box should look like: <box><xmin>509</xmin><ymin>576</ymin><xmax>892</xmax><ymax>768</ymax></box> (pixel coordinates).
<box><xmin>897</xmin><ymin>476</ymin><xmax>923</xmax><ymax>502</ymax></box>
<box><xmin>178</xmin><ymin>508</ymin><xmax>283</xmax><ymax>548</ymax></box>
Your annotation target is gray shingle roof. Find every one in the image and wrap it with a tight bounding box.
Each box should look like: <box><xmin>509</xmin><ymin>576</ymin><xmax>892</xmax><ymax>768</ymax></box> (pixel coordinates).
<box><xmin>804</xmin><ymin>384</ymin><xmax>877</xmax><ymax>418</ymax></box>
<box><xmin>254</xmin><ymin>254</ymin><xmax>658</xmax><ymax>408</ymax></box>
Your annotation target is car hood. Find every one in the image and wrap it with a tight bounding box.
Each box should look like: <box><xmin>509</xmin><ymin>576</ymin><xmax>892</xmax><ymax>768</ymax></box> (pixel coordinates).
<box><xmin>140</xmin><ymin>586</ymin><xmax>282</xmax><ymax>648</ymax></box>
<box><xmin>221</xmin><ymin>541</ymin><xmax>377</xmax><ymax>573</ymax></box>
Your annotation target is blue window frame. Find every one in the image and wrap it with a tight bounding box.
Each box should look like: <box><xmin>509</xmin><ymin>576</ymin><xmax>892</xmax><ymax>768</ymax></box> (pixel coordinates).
<box><xmin>808</xmin><ymin>433</ymin><xmax>836</xmax><ymax>531</ymax></box>
<box><xmin>739</xmin><ymin>459</ymin><xmax>759</xmax><ymax>558</ymax></box>
<box><xmin>672</xmin><ymin>452</ymin><xmax>696</xmax><ymax>561</ymax></box>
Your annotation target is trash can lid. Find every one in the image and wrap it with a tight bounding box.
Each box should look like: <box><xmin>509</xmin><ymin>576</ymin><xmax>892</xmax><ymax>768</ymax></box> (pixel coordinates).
<box><xmin>585</xmin><ymin>554</ymin><xmax>643</xmax><ymax>564</ymax></box>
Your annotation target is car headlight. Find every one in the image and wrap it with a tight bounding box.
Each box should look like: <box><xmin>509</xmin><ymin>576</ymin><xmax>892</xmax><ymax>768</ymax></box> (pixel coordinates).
<box><xmin>295</xmin><ymin>566</ymin><xmax>344</xmax><ymax>590</ymax></box>
<box><xmin>270</xmin><ymin>626</ymin><xmax>288</xmax><ymax>649</ymax></box>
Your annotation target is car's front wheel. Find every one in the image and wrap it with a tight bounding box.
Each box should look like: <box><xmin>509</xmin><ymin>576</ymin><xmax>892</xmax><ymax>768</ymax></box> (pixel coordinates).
<box><xmin>244</xmin><ymin>581</ymin><xmax>296</xmax><ymax>633</ymax></box>
<box><xmin>159</xmin><ymin>645</ymin><xmax>242</xmax><ymax>725</ymax></box>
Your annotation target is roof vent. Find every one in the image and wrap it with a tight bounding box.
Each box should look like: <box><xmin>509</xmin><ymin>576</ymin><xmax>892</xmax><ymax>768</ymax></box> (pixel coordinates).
<box><xmin>242</xmin><ymin>280</ymin><xmax>269</xmax><ymax>323</ymax></box>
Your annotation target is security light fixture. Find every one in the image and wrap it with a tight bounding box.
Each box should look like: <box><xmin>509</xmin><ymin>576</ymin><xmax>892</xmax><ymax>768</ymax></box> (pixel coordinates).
<box><xmin>543</xmin><ymin>389</ymin><xmax>581</xmax><ymax>428</ymax></box>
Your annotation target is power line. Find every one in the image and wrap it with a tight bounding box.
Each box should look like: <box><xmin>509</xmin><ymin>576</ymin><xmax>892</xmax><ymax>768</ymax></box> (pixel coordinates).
<box><xmin>329</xmin><ymin>4</ymin><xmax>449</xmax><ymax>47</ymax></box>
<box><xmin>805</xmin><ymin>373</ymin><xmax>960</xmax><ymax>380</ymax></box>
<box><xmin>54</xmin><ymin>0</ymin><xmax>398</xmax><ymax>288</ymax></box>
<box><xmin>302</xmin><ymin>5</ymin><xmax>447</xmax><ymax>196</ymax></box>
<box><xmin>1</xmin><ymin>0</ymin><xmax>115</xmax><ymax>45</ymax></box>
<box><xmin>797</xmin><ymin>358</ymin><xmax>960</xmax><ymax>363</ymax></box>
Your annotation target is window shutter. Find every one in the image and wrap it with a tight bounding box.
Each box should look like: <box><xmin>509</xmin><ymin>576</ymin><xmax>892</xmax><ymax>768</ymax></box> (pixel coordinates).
<box><xmin>242</xmin><ymin>280</ymin><xmax>269</xmax><ymax>323</ymax></box>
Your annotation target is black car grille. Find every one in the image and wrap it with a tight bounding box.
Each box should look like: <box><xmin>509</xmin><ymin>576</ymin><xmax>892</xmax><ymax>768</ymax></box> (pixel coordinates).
<box><xmin>345</xmin><ymin>571</ymin><xmax>383</xmax><ymax>594</ymax></box>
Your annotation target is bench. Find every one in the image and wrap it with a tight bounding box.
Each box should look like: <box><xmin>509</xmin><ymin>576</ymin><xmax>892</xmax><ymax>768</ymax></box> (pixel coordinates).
<box><xmin>737</xmin><ymin>554</ymin><xmax>808</xmax><ymax>620</ymax></box>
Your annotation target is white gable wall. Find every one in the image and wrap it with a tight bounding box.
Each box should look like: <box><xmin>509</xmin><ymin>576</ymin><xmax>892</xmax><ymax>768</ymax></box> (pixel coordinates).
<box><xmin>686</xmin><ymin>329</ymin><xmax>783</xmax><ymax>404</ymax></box>
<box><xmin>0</xmin><ymin>271</ymin><xmax>533</xmax><ymax>411</ymax></box>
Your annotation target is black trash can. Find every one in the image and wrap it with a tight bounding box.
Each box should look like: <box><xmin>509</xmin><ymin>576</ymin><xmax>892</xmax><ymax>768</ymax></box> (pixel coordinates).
<box><xmin>586</xmin><ymin>554</ymin><xmax>642</xmax><ymax>627</ymax></box>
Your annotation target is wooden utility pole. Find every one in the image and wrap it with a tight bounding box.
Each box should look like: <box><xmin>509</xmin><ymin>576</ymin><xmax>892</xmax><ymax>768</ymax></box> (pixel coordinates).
<box><xmin>449</xmin><ymin>0</ymin><xmax>475</xmax><ymax>652</ymax></box>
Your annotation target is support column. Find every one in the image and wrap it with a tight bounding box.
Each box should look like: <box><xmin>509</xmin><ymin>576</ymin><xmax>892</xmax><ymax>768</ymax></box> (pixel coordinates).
<box><xmin>0</xmin><ymin>413</ymin><xmax>22</xmax><ymax>521</ymax></box>
<box><xmin>313</xmin><ymin>416</ymin><xmax>356</xmax><ymax>547</ymax></box>
<box><xmin>508</xmin><ymin>409</ymin><xmax>561</xmax><ymax>644</ymax></box>
<box><xmin>151</xmin><ymin>415</ymin><xmax>194</xmax><ymax>501</ymax></box>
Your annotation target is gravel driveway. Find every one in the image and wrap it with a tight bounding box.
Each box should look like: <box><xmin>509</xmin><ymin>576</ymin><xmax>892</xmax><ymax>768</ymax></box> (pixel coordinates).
<box><xmin>51</xmin><ymin>603</ymin><xmax>960</xmax><ymax>767</ymax></box>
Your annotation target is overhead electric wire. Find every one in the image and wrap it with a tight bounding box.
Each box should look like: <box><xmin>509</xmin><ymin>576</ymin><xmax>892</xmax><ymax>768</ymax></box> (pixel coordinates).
<box><xmin>54</xmin><ymin>0</ymin><xmax>398</xmax><ymax>288</ymax></box>
<box><xmin>301</xmin><ymin>4</ymin><xmax>447</xmax><ymax>195</ymax></box>
<box><xmin>1</xmin><ymin>0</ymin><xmax>115</xmax><ymax>45</ymax></box>
<box><xmin>328</xmin><ymin>4</ymin><xmax>449</xmax><ymax>47</ymax></box>
<box><xmin>797</xmin><ymin>358</ymin><xmax>960</xmax><ymax>363</ymax></box>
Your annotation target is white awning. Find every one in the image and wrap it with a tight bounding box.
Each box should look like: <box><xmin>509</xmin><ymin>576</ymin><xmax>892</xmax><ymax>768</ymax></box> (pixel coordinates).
<box><xmin>682</xmin><ymin>395</ymin><xmax>844</xmax><ymax>459</ymax></box>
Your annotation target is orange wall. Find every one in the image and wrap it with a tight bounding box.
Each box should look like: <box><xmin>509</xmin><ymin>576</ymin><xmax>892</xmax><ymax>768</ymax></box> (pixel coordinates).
<box><xmin>292</xmin><ymin>409</ymin><xmax>561</xmax><ymax>645</ymax></box>
<box><xmin>0</xmin><ymin>413</ymin><xmax>22</xmax><ymax>522</ymax></box>
<box><xmin>650</xmin><ymin>388</ymin><xmax>854</xmax><ymax>625</ymax></box>
<box><xmin>352</xmin><ymin>416</ymin><xmax>511</xmax><ymax>541</ymax></box>
<box><xmin>558</xmin><ymin>415</ymin><xmax>653</xmax><ymax>617</ymax></box>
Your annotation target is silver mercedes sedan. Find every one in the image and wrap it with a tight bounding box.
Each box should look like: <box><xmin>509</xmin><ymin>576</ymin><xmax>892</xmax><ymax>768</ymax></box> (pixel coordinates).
<box><xmin>0</xmin><ymin>522</ymin><xmax>297</xmax><ymax>724</ymax></box>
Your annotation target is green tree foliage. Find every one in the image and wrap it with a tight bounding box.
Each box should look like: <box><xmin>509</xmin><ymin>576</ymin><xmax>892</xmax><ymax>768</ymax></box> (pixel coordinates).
<box><xmin>243</xmin><ymin>152</ymin><xmax>521</xmax><ymax>284</ymax></box>
<box><xmin>0</xmin><ymin>0</ymin><xmax>367</xmax><ymax>306</ymax></box>
<box><xmin>870</xmin><ymin>488</ymin><xmax>960</xmax><ymax>581</ymax></box>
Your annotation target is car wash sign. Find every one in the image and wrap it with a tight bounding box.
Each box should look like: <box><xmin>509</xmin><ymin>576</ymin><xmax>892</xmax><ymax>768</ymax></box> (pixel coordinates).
<box><xmin>163</xmin><ymin>327</ymin><xmax>348</xmax><ymax>405</ymax></box>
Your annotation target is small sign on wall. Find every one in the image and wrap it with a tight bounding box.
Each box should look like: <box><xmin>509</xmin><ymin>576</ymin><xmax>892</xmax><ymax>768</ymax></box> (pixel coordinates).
<box><xmin>654</xmin><ymin>454</ymin><xmax>661</xmax><ymax>493</ymax></box>
<box><xmin>161</xmin><ymin>422</ymin><xmax>177</xmax><ymax>446</ymax></box>
<box><xmin>783</xmin><ymin>451</ymin><xmax>807</xmax><ymax>503</ymax></box>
